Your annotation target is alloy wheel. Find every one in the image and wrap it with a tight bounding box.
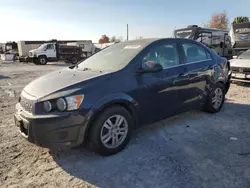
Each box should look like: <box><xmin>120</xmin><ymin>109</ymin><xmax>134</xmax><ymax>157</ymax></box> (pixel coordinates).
<box><xmin>100</xmin><ymin>115</ymin><xmax>128</xmax><ymax>149</ymax></box>
<box><xmin>212</xmin><ymin>88</ymin><xmax>223</xmax><ymax>109</ymax></box>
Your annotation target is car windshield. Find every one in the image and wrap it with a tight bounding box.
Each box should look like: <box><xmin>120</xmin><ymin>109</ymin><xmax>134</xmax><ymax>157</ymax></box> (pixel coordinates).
<box><xmin>237</xmin><ymin>50</ymin><xmax>250</xmax><ymax>59</ymax></box>
<box><xmin>38</xmin><ymin>44</ymin><xmax>47</xmax><ymax>50</ymax></box>
<box><xmin>76</xmin><ymin>42</ymin><xmax>144</xmax><ymax>71</ymax></box>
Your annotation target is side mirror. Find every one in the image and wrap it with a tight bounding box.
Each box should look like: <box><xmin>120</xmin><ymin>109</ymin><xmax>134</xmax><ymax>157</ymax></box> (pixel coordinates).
<box><xmin>137</xmin><ymin>61</ymin><xmax>163</xmax><ymax>73</ymax></box>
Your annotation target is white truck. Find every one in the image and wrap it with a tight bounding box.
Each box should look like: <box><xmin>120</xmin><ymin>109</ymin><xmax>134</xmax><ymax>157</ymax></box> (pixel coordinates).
<box><xmin>27</xmin><ymin>40</ymin><xmax>98</xmax><ymax>65</ymax></box>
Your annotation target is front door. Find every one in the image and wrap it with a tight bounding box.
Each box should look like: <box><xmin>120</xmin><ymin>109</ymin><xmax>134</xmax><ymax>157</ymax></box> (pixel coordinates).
<box><xmin>178</xmin><ymin>41</ymin><xmax>216</xmax><ymax>110</ymax></box>
<box><xmin>133</xmin><ymin>40</ymin><xmax>188</xmax><ymax>124</ymax></box>
<box><xmin>45</xmin><ymin>44</ymin><xmax>57</xmax><ymax>59</ymax></box>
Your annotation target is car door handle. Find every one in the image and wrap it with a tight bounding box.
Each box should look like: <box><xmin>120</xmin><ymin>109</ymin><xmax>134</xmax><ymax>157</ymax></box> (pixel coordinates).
<box><xmin>177</xmin><ymin>72</ymin><xmax>187</xmax><ymax>77</ymax></box>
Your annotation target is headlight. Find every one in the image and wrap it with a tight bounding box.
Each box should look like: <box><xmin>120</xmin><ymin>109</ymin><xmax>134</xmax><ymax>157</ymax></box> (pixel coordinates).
<box><xmin>65</xmin><ymin>95</ymin><xmax>84</xmax><ymax>111</ymax></box>
<box><xmin>43</xmin><ymin>101</ymin><xmax>52</xmax><ymax>112</ymax></box>
<box><xmin>56</xmin><ymin>98</ymin><xmax>67</xmax><ymax>111</ymax></box>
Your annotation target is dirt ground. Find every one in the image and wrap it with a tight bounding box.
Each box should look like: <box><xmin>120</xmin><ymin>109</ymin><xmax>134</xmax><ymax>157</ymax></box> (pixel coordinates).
<box><xmin>1</xmin><ymin>62</ymin><xmax>250</xmax><ymax>188</ymax></box>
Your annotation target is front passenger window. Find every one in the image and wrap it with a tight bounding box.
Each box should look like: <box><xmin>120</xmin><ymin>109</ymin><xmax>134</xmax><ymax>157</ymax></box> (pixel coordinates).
<box><xmin>142</xmin><ymin>43</ymin><xmax>180</xmax><ymax>69</ymax></box>
<box><xmin>182</xmin><ymin>43</ymin><xmax>208</xmax><ymax>63</ymax></box>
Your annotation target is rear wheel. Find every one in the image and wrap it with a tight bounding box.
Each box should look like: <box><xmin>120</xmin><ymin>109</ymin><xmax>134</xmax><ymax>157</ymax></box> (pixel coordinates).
<box><xmin>204</xmin><ymin>83</ymin><xmax>225</xmax><ymax>113</ymax></box>
<box><xmin>88</xmin><ymin>106</ymin><xmax>133</xmax><ymax>156</ymax></box>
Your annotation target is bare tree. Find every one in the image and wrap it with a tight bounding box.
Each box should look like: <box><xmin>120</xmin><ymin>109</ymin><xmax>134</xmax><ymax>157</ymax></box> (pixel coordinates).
<box><xmin>110</xmin><ymin>36</ymin><xmax>123</xmax><ymax>43</ymax></box>
<box><xmin>136</xmin><ymin>36</ymin><xmax>143</xmax><ymax>40</ymax></box>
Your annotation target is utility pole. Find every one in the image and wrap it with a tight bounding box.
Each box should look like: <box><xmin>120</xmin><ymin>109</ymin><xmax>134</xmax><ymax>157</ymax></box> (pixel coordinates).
<box><xmin>127</xmin><ymin>24</ymin><xmax>129</xmax><ymax>41</ymax></box>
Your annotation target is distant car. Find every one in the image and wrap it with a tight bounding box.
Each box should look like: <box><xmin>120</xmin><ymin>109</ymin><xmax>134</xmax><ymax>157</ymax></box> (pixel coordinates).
<box><xmin>230</xmin><ymin>49</ymin><xmax>250</xmax><ymax>82</ymax></box>
<box><xmin>14</xmin><ymin>38</ymin><xmax>231</xmax><ymax>156</ymax></box>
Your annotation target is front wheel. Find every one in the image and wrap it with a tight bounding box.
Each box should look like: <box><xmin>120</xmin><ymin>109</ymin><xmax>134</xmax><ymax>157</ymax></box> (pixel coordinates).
<box><xmin>36</xmin><ymin>56</ymin><xmax>47</xmax><ymax>65</ymax></box>
<box><xmin>204</xmin><ymin>83</ymin><xmax>225</xmax><ymax>113</ymax></box>
<box><xmin>88</xmin><ymin>106</ymin><xmax>133</xmax><ymax>156</ymax></box>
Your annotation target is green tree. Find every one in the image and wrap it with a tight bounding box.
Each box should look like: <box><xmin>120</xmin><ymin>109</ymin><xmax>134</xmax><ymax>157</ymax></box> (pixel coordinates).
<box><xmin>232</xmin><ymin>16</ymin><xmax>249</xmax><ymax>24</ymax></box>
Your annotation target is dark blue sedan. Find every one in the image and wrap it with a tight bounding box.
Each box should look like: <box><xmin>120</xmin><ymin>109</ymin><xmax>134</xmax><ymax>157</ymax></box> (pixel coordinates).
<box><xmin>14</xmin><ymin>38</ymin><xmax>231</xmax><ymax>155</ymax></box>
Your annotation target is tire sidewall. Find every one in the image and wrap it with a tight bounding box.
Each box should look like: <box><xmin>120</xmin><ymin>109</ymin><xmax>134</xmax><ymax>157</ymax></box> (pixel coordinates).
<box><xmin>39</xmin><ymin>56</ymin><xmax>47</xmax><ymax>65</ymax></box>
<box><xmin>71</xmin><ymin>57</ymin><xmax>78</xmax><ymax>64</ymax></box>
<box><xmin>89</xmin><ymin>106</ymin><xmax>133</xmax><ymax>156</ymax></box>
<box><xmin>207</xmin><ymin>83</ymin><xmax>225</xmax><ymax>113</ymax></box>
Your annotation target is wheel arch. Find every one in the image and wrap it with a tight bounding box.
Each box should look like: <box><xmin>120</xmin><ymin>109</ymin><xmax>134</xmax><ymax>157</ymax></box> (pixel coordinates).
<box><xmin>37</xmin><ymin>54</ymin><xmax>47</xmax><ymax>59</ymax></box>
<box><xmin>84</xmin><ymin>94</ymin><xmax>140</xmax><ymax>140</ymax></box>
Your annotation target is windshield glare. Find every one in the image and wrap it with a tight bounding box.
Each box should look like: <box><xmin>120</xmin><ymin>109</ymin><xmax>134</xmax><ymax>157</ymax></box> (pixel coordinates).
<box><xmin>238</xmin><ymin>50</ymin><xmax>250</xmax><ymax>59</ymax></box>
<box><xmin>38</xmin><ymin>44</ymin><xmax>47</xmax><ymax>50</ymax></box>
<box><xmin>76</xmin><ymin>43</ymin><xmax>143</xmax><ymax>71</ymax></box>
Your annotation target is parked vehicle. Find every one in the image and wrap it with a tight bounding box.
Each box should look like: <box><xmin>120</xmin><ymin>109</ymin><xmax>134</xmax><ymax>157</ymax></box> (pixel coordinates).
<box><xmin>229</xmin><ymin>22</ymin><xmax>250</xmax><ymax>56</ymax></box>
<box><xmin>18</xmin><ymin>41</ymin><xmax>46</xmax><ymax>58</ymax></box>
<box><xmin>174</xmin><ymin>25</ymin><xmax>233</xmax><ymax>59</ymax></box>
<box><xmin>230</xmin><ymin>49</ymin><xmax>250</xmax><ymax>82</ymax></box>
<box><xmin>14</xmin><ymin>38</ymin><xmax>231</xmax><ymax>156</ymax></box>
<box><xmin>28</xmin><ymin>40</ymin><xmax>88</xmax><ymax>65</ymax></box>
<box><xmin>18</xmin><ymin>40</ymin><xmax>96</xmax><ymax>64</ymax></box>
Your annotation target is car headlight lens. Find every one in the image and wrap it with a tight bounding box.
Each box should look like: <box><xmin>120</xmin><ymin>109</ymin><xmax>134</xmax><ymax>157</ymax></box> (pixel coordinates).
<box><xmin>56</xmin><ymin>98</ymin><xmax>67</xmax><ymax>111</ymax></box>
<box><xmin>65</xmin><ymin>95</ymin><xmax>84</xmax><ymax>111</ymax></box>
<box><xmin>43</xmin><ymin>101</ymin><xmax>52</xmax><ymax>112</ymax></box>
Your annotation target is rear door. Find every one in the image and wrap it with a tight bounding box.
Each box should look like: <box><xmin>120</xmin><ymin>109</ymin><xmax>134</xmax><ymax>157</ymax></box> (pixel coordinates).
<box><xmin>179</xmin><ymin>41</ymin><xmax>216</xmax><ymax>110</ymax></box>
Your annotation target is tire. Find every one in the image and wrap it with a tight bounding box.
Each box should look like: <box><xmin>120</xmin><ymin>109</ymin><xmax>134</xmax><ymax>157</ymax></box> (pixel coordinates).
<box><xmin>204</xmin><ymin>83</ymin><xmax>225</xmax><ymax>113</ymax></box>
<box><xmin>88</xmin><ymin>105</ymin><xmax>133</xmax><ymax>156</ymax></box>
<box><xmin>37</xmin><ymin>56</ymin><xmax>47</xmax><ymax>65</ymax></box>
<box><xmin>71</xmin><ymin>57</ymin><xmax>78</xmax><ymax>64</ymax></box>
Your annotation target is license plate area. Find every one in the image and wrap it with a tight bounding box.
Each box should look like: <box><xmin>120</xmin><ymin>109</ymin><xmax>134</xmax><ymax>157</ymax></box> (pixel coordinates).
<box><xmin>234</xmin><ymin>73</ymin><xmax>246</xmax><ymax>79</ymax></box>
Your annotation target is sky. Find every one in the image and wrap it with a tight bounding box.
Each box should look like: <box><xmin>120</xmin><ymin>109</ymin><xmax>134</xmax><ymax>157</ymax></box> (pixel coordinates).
<box><xmin>0</xmin><ymin>0</ymin><xmax>250</xmax><ymax>43</ymax></box>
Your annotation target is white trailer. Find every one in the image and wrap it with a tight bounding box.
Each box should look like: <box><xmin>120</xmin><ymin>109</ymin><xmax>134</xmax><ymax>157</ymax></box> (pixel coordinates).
<box><xmin>174</xmin><ymin>25</ymin><xmax>233</xmax><ymax>59</ymax></box>
<box><xmin>18</xmin><ymin>41</ymin><xmax>45</xmax><ymax>57</ymax></box>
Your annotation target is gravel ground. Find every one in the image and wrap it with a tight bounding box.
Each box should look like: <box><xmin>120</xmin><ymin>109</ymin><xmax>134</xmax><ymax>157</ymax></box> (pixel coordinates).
<box><xmin>1</xmin><ymin>62</ymin><xmax>250</xmax><ymax>188</ymax></box>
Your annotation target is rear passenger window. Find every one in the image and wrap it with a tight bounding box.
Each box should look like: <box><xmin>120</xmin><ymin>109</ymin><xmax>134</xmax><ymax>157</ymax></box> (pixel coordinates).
<box><xmin>182</xmin><ymin>43</ymin><xmax>209</xmax><ymax>63</ymax></box>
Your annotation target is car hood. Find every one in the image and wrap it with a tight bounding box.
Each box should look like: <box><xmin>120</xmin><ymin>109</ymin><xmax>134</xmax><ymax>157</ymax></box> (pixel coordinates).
<box><xmin>230</xmin><ymin>59</ymin><xmax>250</xmax><ymax>68</ymax></box>
<box><xmin>23</xmin><ymin>68</ymin><xmax>110</xmax><ymax>100</ymax></box>
<box><xmin>29</xmin><ymin>49</ymin><xmax>37</xmax><ymax>53</ymax></box>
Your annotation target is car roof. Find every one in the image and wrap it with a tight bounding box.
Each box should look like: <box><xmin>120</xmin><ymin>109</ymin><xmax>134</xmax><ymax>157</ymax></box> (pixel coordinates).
<box><xmin>121</xmin><ymin>38</ymin><xmax>194</xmax><ymax>46</ymax></box>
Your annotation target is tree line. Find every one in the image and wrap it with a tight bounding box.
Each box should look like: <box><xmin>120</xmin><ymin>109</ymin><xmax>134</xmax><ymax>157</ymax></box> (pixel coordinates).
<box><xmin>206</xmin><ymin>11</ymin><xmax>249</xmax><ymax>30</ymax></box>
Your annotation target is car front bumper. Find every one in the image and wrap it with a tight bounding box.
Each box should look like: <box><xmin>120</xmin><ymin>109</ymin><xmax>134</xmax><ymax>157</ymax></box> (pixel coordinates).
<box><xmin>14</xmin><ymin>103</ymin><xmax>92</xmax><ymax>149</ymax></box>
<box><xmin>231</xmin><ymin>71</ymin><xmax>250</xmax><ymax>82</ymax></box>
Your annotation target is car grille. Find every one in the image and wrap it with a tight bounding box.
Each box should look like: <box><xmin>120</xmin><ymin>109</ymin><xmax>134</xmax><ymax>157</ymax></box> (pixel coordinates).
<box><xmin>231</xmin><ymin>67</ymin><xmax>250</xmax><ymax>73</ymax></box>
<box><xmin>20</xmin><ymin>97</ymin><xmax>33</xmax><ymax>113</ymax></box>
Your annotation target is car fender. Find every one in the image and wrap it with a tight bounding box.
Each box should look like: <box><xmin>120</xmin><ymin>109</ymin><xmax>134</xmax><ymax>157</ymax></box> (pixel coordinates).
<box><xmin>92</xmin><ymin>93</ymin><xmax>140</xmax><ymax>114</ymax></box>
<box><xmin>85</xmin><ymin>93</ymin><xmax>140</xmax><ymax>131</ymax></box>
